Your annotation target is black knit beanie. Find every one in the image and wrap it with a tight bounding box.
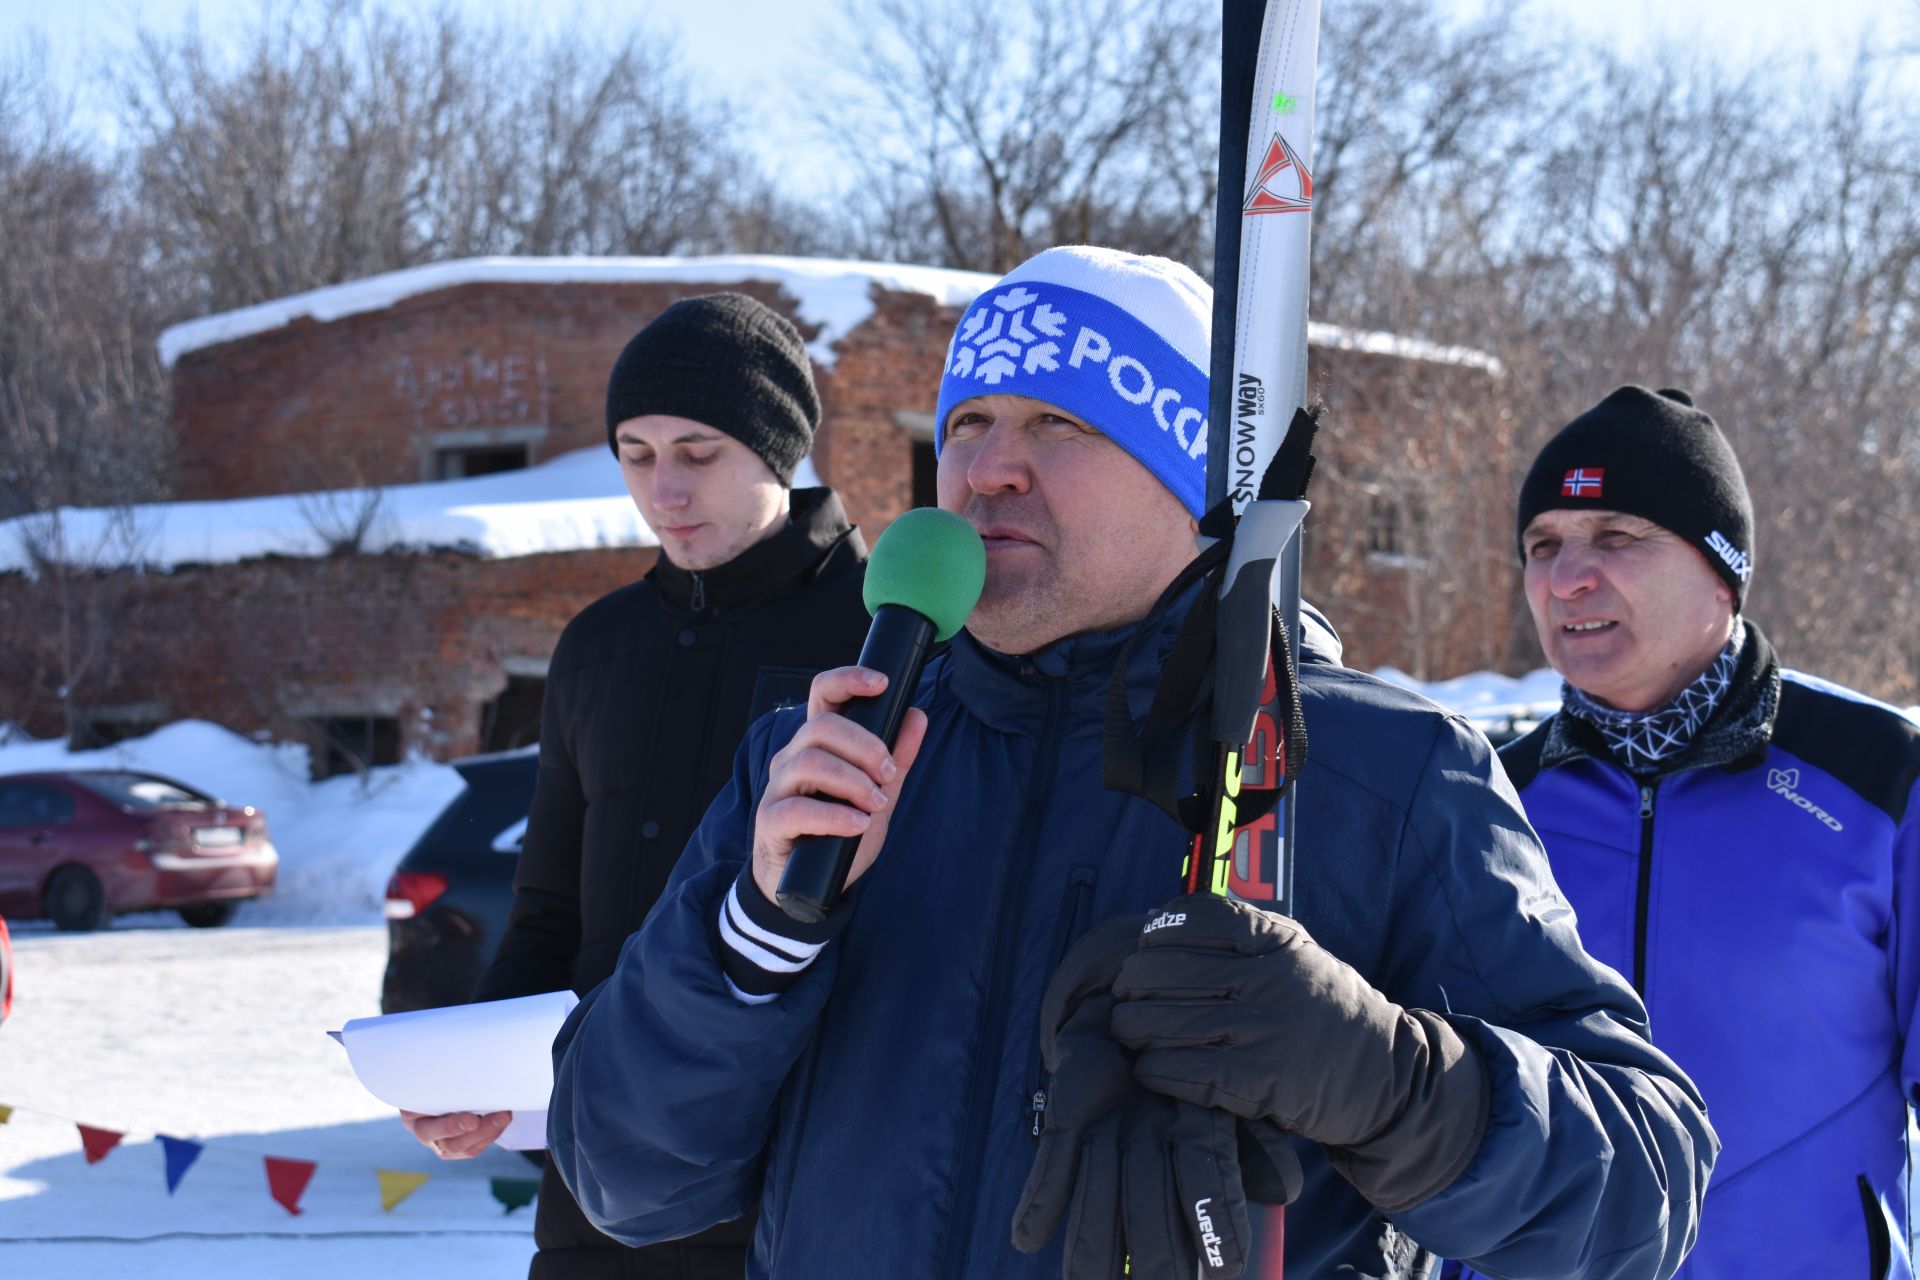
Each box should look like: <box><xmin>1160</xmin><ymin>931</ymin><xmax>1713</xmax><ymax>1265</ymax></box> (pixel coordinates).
<box><xmin>604</xmin><ymin>293</ymin><xmax>820</xmax><ymax>485</ymax></box>
<box><xmin>1516</xmin><ymin>385</ymin><xmax>1754</xmax><ymax>603</ymax></box>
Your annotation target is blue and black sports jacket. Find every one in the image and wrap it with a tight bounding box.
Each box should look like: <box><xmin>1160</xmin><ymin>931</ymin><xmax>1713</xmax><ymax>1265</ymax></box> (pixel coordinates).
<box><xmin>548</xmin><ymin>596</ymin><xmax>1716</xmax><ymax>1278</ymax></box>
<box><xmin>1497</xmin><ymin>623</ymin><xmax>1920</xmax><ymax>1280</ymax></box>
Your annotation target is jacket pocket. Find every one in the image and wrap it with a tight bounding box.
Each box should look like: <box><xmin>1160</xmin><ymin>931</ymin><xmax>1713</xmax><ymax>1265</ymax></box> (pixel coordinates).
<box><xmin>1858</xmin><ymin>1173</ymin><xmax>1893</xmax><ymax>1280</ymax></box>
<box><xmin>1028</xmin><ymin>870</ymin><xmax>1099</xmax><ymax>1140</ymax></box>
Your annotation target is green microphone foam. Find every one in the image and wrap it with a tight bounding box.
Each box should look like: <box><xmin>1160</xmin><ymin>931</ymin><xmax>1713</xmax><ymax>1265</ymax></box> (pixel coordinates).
<box><xmin>863</xmin><ymin>507</ymin><xmax>987</xmax><ymax>642</ymax></box>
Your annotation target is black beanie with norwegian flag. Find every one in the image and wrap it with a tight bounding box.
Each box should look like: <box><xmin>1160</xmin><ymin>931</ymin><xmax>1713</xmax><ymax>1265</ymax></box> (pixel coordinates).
<box><xmin>1515</xmin><ymin>385</ymin><xmax>1755</xmax><ymax>604</ymax></box>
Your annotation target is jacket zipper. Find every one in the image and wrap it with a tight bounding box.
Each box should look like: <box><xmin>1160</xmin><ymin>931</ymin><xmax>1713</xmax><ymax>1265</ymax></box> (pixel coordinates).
<box><xmin>689</xmin><ymin>572</ymin><xmax>706</xmax><ymax>613</ymax></box>
<box><xmin>1632</xmin><ymin>782</ymin><xmax>1658</xmax><ymax>993</ymax></box>
<box><xmin>940</xmin><ymin>673</ymin><xmax>1068</xmax><ymax>1279</ymax></box>
<box><xmin>1029</xmin><ymin>871</ymin><xmax>1098</xmax><ymax>1139</ymax></box>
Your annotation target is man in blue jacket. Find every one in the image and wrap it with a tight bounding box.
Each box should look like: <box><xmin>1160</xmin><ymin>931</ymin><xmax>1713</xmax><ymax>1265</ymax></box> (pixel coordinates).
<box><xmin>547</xmin><ymin>248</ymin><xmax>1717</xmax><ymax>1278</ymax></box>
<box><xmin>1493</xmin><ymin>385</ymin><xmax>1920</xmax><ymax>1279</ymax></box>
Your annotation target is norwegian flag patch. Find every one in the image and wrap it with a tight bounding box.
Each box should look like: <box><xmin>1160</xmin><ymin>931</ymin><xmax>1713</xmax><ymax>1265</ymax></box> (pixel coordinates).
<box><xmin>1562</xmin><ymin>468</ymin><xmax>1605</xmax><ymax>498</ymax></box>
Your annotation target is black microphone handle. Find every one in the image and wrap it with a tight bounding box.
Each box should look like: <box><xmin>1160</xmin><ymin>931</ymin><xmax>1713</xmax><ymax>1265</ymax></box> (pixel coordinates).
<box><xmin>776</xmin><ymin>604</ymin><xmax>936</xmax><ymax>923</ymax></box>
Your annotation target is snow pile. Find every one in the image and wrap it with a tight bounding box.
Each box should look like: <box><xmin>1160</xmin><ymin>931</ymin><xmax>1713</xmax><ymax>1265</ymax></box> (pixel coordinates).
<box><xmin>1379</xmin><ymin>670</ymin><xmax>1920</xmax><ymax>732</ymax></box>
<box><xmin>0</xmin><ymin>721</ymin><xmax>462</xmax><ymax>924</ymax></box>
<box><xmin>1371</xmin><ymin>665</ymin><xmax>1563</xmax><ymax>733</ymax></box>
<box><xmin>0</xmin><ymin>446</ymin><xmax>647</xmax><ymax>574</ymax></box>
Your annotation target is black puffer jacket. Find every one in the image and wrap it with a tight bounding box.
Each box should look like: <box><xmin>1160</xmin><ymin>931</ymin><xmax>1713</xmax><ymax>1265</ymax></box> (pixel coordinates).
<box><xmin>475</xmin><ymin>486</ymin><xmax>870</xmax><ymax>1280</ymax></box>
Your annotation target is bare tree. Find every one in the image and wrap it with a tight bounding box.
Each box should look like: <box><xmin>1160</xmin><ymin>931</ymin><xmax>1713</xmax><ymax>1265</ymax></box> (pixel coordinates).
<box><xmin>1263</xmin><ymin>10</ymin><xmax>1920</xmax><ymax>699</ymax></box>
<box><xmin>0</xmin><ymin>42</ymin><xmax>173</xmax><ymax>515</ymax></box>
<box><xmin>116</xmin><ymin>0</ymin><xmax>766</xmax><ymax>314</ymax></box>
<box><xmin>1309</xmin><ymin>0</ymin><xmax>1554</xmax><ymax>332</ymax></box>
<box><xmin>813</xmin><ymin>0</ymin><xmax>1220</xmax><ymax>273</ymax></box>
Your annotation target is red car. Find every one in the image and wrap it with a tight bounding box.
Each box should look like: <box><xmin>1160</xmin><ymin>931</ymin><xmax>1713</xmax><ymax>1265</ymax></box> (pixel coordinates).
<box><xmin>0</xmin><ymin>771</ymin><xmax>278</xmax><ymax>931</ymax></box>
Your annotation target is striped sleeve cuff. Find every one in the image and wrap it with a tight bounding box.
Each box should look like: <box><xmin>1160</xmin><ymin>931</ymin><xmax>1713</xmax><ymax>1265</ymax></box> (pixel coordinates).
<box><xmin>715</xmin><ymin>867</ymin><xmax>854</xmax><ymax>1004</ymax></box>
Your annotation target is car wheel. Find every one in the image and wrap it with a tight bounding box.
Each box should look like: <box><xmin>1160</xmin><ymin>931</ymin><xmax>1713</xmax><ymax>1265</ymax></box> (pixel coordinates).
<box><xmin>45</xmin><ymin>866</ymin><xmax>111</xmax><ymax>932</ymax></box>
<box><xmin>178</xmin><ymin>901</ymin><xmax>241</xmax><ymax>928</ymax></box>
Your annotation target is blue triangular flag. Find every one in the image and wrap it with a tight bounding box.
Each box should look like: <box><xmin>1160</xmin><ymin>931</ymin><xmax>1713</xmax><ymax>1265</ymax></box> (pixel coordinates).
<box><xmin>159</xmin><ymin>1135</ymin><xmax>203</xmax><ymax>1194</ymax></box>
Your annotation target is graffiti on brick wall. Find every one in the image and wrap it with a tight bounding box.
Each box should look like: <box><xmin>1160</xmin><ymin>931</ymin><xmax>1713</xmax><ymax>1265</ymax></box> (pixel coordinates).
<box><xmin>390</xmin><ymin>351</ymin><xmax>550</xmax><ymax>430</ymax></box>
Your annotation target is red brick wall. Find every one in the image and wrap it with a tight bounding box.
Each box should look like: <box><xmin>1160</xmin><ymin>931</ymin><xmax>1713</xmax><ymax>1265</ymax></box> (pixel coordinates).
<box><xmin>0</xmin><ymin>547</ymin><xmax>655</xmax><ymax>763</ymax></box>
<box><xmin>806</xmin><ymin>289</ymin><xmax>959</xmax><ymax>541</ymax></box>
<box><xmin>1301</xmin><ymin>352</ymin><xmax>1525</xmax><ymax>678</ymax></box>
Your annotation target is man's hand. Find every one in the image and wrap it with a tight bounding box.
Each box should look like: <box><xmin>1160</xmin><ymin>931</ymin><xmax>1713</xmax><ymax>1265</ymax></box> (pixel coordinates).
<box><xmin>1109</xmin><ymin>893</ymin><xmax>1489</xmax><ymax>1212</ymax></box>
<box><xmin>400</xmin><ymin>1109</ymin><xmax>512</xmax><ymax>1160</ymax></box>
<box><xmin>750</xmin><ymin>665</ymin><xmax>928</xmax><ymax>906</ymax></box>
<box><xmin>1013</xmin><ymin>916</ymin><xmax>1272</xmax><ymax>1279</ymax></box>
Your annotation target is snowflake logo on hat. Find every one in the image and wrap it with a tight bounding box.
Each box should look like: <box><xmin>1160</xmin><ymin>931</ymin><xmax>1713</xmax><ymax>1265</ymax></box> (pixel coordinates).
<box><xmin>948</xmin><ymin>287</ymin><xmax>1070</xmax><ymax>385</ymax></box>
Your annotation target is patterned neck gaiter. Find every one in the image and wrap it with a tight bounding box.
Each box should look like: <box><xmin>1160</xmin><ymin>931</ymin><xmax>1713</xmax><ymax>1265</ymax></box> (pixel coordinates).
<box><xmin>1562</xmin><ymin>620</ymin><xmax>1746</xmax><ymax>773</ymax></box>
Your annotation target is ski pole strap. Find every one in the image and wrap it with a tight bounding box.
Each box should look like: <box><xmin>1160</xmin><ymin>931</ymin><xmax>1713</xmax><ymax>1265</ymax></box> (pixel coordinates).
<box><xmin>1261</xmin><ymin>404</ymin><xmax>1320</xmax><ymax>503</ymax></box>
<box><xmin>1102</xmin><ymin>577</ymin><xmax>1305</xmax><ymax>834</ymax></box>
<box><xmin>1103</xmin><ymin>404</ymin><xmax>1318</xmax><ymax>834</ymax></box>
<box><xmin>1102</xmin><ymin>541</ymin><xmax>1226</xmax><ymax>821</ymax></box>
<box><xmin>1267</xmin><ymin>604</ymin><xmax>1308</xmax><ymax>786</ymax></box>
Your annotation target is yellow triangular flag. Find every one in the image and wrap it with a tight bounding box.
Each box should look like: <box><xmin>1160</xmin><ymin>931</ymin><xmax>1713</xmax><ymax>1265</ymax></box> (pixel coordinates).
<box><xmin>377</xmin><ymin>1168</ymin><xmax>431</xmax><ymax>1212</ymax></box>
<box><xmin>0</xmin><ymin>1105</ymin><xmax>13</xmax><ymax>1125</ymax></box>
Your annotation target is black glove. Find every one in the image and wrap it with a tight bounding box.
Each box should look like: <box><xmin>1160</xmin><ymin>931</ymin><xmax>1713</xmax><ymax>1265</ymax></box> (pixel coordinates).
<box><xmin>1013</xmin><ymin>915</ymin><xmax>1276</xmax><ymax>1279</ymax></box>
<box><xmin>1110</xmin><ymin>893</ymin><xmax>1490</xmax><ymax>1213</ymax></box>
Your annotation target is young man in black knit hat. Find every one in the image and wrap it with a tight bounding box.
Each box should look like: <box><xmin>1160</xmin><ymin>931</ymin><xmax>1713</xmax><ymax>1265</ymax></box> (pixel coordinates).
<box><xmin>1474</xmin><ymin>384</ymin><xmax>1920</xmax><ymax>1279</ymax></box>
<box><xmin>400</xmin><ymin>293</ymin><xmax>873</xmax><ymax>1280</ymax></box>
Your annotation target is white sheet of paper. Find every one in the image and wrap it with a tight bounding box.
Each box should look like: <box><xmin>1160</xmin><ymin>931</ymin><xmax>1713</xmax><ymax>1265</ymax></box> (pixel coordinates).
<box><xmin>333</xmin><ymin>990</ymin><xmax>579</xmax><ymax>1150</ymax></box>
<box><xmin>498</xmin><ymin>1110</ymin><xmax>549</xmax><ymax>1151</ymax></box>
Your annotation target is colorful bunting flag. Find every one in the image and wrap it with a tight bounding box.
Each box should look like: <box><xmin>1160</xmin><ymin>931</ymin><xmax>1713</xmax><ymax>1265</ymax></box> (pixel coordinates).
<box><xmin>377</xmin><ymin>1168</ymin><xmax>431</xmax><ymax>1212</ymax></box>
<box><xmin>159</xmin><ymin>1135</ymin><xmax>204</xmax><ymax>1194</ymax></box>
<box><xmin>2</xmin><ymin>1101</ymin><xmax>523</xmax><ymax>1219</ymax></box>
<box><xmin>265</xmin><ymin>1155</ymin><xmax>318</xmax><ymax>1215</ymax></box>
<box><xmin>77</xmin><ymin>1124</ymin><xmax>124</xmax><ymax>1165</ymax></box>
<box><xmin>490</xmin><ymin>1176</ymin><xmax>539</xmax><ymax>1214</ymax></box>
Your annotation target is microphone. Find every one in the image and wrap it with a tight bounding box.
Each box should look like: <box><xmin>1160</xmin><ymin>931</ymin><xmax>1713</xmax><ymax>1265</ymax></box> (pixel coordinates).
<box><xmin>777</xmin><ymin>507</ymin><xmax>985</xmax><ymax>923</ymax></box>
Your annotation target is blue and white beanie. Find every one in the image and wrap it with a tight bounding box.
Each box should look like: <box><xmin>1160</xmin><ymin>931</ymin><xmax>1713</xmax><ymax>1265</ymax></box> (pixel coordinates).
<box><xmin>933</xmin><ymin>246</ymin><xmax>1212</xmax><ymax>518</ymax></box>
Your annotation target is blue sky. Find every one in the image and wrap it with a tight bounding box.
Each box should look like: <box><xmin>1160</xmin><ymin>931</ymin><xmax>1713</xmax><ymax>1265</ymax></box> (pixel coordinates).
<box><xmin>5</xmin><ymin>0</ymin><xmax>1901</xmax><ymax>74</ymax></box>
<box><xmin>3</xmin><ymin>0</ymin><xmax>1905</xmax><ymax>184</ymax></box>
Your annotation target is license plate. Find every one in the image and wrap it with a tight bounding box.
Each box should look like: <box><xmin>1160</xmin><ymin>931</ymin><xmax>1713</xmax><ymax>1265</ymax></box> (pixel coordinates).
<box><xmin>193</xmin><ymin>826</ymin><xmax>244</xmax><ymax>849</ymax></box>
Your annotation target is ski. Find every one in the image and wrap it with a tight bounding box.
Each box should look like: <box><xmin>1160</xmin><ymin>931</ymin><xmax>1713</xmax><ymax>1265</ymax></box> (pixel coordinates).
<box><xmin>1194</xmin><ymin>2</ymin><xmax>1322</xmax><ymax>1276</ymax></box>
<box><xmin>1197</xmin><ymin>0</ymin><xmax>1319</xmax><ymax>917</ymax></box>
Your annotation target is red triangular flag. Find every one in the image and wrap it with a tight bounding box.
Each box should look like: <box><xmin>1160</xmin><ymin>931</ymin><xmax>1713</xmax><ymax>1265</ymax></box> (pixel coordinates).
<box><xmin>77</xmin><ymin>1125</ymin><xmax>124</xmax><ymax>1165</ymax></box>
<box><xmin>264</xmin><ymin>1156</ymin><xmax>317</xmax><ymax>1215</ymax></box>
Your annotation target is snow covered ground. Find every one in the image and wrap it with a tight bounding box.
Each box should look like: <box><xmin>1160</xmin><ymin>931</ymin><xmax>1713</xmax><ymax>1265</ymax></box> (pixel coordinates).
<box><xmin>0</xmin><ymin>924</ymin><xmax>537</xmax><ymax>1277</ymax></box>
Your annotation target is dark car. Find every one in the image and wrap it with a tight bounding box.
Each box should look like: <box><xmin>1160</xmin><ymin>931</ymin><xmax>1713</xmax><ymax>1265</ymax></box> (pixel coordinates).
<box><xmin>381</xmin><ymin>747</ymin><xmax>537</xmax><ymax>1014</ymax></box>
<box><xmin>0</xmin><ymin>770</ymin><xmax>278</xmax><ymax>931</ymax></box>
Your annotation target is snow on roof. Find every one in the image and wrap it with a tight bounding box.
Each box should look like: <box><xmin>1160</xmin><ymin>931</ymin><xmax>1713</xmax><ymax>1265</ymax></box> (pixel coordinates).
<box><xmin>0</xmin><ymin>446</ymin><xmax>828</xmax><ymax>574</ymax></box>
<box><xmin>156</xmin><ymin>254</ymin><xmax>1503</xmax><ymax>376</ymax></box>
<box><xmin>1304</xmin><ymin>321</ymin><xmax>1505</xmax><ymax>377</ymax></box>
<box><xmin>156</xmin><ymin>255</ymin><xmax>1000</xmax><ymax>370</ymax></box>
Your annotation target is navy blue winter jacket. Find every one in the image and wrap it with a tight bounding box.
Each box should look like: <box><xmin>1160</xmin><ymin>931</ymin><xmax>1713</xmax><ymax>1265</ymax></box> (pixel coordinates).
<box><xmin>1497</xmin><ymin>624</ymin><xmax>1920</xmax><ymax>1280</ymax></box>
<box><xmin>548</xmin><ymin>595</ymin><xmax>1716</xmax><ymax>1278</ymax></box>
